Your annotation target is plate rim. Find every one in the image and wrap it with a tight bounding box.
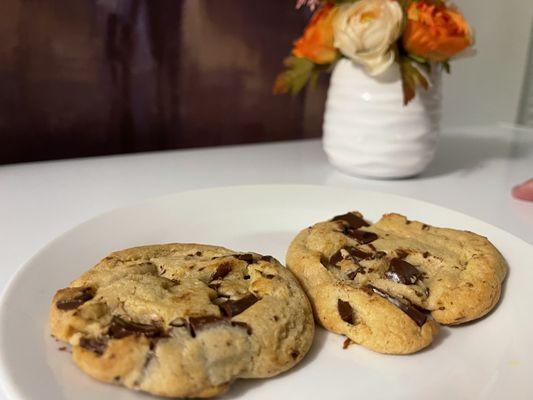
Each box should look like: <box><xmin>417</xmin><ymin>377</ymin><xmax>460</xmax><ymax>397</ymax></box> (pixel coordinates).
<box><xmin>0</xmin><ymin>183</ymin><xmax>531</xmax><ymax>400</ymax></box>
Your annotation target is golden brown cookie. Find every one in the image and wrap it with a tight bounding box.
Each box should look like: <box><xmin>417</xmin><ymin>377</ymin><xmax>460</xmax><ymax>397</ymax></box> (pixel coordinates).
<box><xmin>49</xmin><ymin>243</ymin><xmax>314</xmax><ymax>398</ymax></box>
<box><xmin>286</xmin><ymin>212</ymin><xmax>507</xmax><ymax>354</ymax></box>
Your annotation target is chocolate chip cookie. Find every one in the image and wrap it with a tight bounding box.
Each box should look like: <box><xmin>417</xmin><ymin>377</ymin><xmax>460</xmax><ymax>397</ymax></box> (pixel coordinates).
<box><xmin>286</xmin><ymin>212</ymin><xmax>507</xmax><ymax>354</ymax></box>
<box><xmin>49</xmin><ymin>244</ymin><xmax>314</xmax><ymax>398</ymax></box>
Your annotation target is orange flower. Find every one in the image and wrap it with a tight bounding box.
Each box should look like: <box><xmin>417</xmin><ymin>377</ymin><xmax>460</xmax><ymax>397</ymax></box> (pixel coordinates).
<box><xmin>292</xmin><ymin>4</ymin><xmax>338</xmax><ymax>64</ymax></box>
<box><xmin>402</xmin><ymin>1</ymin><xmax>473</xmax><ymax>62</ymax></box>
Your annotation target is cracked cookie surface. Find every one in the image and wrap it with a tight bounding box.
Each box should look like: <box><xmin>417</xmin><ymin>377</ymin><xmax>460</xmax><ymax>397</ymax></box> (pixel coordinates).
<box><xmin>49</xmin><ymin>243</ymin><xmax>314</xmax><ymax>398</ymax></box>
<box><xmin>286</xmin><ymin>212</ymin><xmax>507</xmax><ymax>354</ymax></box>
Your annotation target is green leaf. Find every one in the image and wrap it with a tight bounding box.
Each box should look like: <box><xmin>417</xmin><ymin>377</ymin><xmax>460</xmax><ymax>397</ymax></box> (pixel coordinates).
<box><xmin>400</xmin><ymin>56</ymin><xmax>429</xmax><ymax>106</ymax></box>
<box><xmin>407</xmin><ymin>54</ymin><xmax>428</xmax><ymax>64</ymax></box>
<box><xmin>273</xmin><ymin>56</ymin><xmax>316</xmax><ymax>95</ymax></box>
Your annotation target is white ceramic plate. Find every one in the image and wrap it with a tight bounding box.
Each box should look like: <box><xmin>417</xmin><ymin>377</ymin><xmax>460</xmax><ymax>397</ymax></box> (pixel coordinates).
<box><xmin>0</xmin><ymin>185</ymin><xmax>531</xmax><ymax>400</ymax></box>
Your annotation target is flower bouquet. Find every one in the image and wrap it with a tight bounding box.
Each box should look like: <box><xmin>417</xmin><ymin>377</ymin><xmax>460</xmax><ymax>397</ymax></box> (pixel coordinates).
<box><xmin>273</xmin><ymin>0</ymin><xmax>474</xmax><ymax>179</ymax></box>
<box><xmin>274</xmin><ymin>0</ymin><xmax>473</xmax><ymax>105</ymax></box>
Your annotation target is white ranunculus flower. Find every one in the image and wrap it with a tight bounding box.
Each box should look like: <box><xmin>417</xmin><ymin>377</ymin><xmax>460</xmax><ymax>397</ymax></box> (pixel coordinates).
<box><xmin>333</xmin><ymin>0</ymin><xmax>403</xmax><ymax>76</ymax></box>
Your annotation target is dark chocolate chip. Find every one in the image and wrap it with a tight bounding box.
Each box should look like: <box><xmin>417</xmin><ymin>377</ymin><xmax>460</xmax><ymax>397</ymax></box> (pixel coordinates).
<box><xmin>332</xmin><ymin>212</ymin><xmax>370</xmax><ymax>229</ymax></box>
<box><xmin>231</xmin><ymin>321</ymin><xmax>253</xmax><ymax>335</ymax></box>
<box><xmin>188</xmin><ymin>315</ymin><xmax>225</xmax><ymax>337</ymax></box>
<box><xmin>385</xmin><ymin>258</ymin><xmax>421</xmax><ymax>285</ymax></box>
<box><xmin>195</xmin><ymin>251</ymin><xmax>203</xmax><ymax>256</ymax></box>
<box><xmin>260</xmin><ymin>255</ymin><xmax>275</xmax><ymax>262</ymax></box>
<box><xmin>337</xmin><ymin>299</ymin><xmax>354</xmax><ymax>324</ymax></box>
<box><xmin>320</xmin><ymin>256</ymin><xmax>329</xmax><ymax>269</ymax></box>
<box><xmin>211</xmin><ymin>262</ymin><xmax>232</xmax><ymax>281</ymax></box>
<box><xmin>265</xmin><ymin>274</ymin><xmax>275</xmax><ymax>279</ymax></box>
<box><xmin>208</xmin><ymin>282</ymin><xmax>221</xmax><ymax>290</ymax></box>
<box><xmin>219</xmin><ymin>294</ymin><xmax>259</xmax><ymax>317</ymax></box>
<box><xmin>79</xmin><ymin>337</ymin><xmax>107</xmax><ymax>356</ymax></box>
<box><xmin>422</xmin><ymin>251</ymin><xmax>430</xmax><ymax>258</ymax></box>
<box><xmin>395</xmin><ymin>249</ymin><xmax>409</xmax><ymax>259</ymax></box>
<box><xmin>346</xmin><ymin>267</ymin><xmax>365</xmax><ymax>280</ymax></box>
<box><xmin>345</xmin><ymin>246</ymin><xmax>372</xmax><ymax>260</ymax></box>
<box><xmin>374</xmin><ymin>251</ymin><xmax>387</xmax><ymax>259</ymax></box>
<box><xmin>342</xmin><ymin>338</ymin><xmax>352</xmax><ymax>349</ymax></box>
<box><xmin>329</xmin><ymin>250</ymin><xmax>345</xmax><ymax>267</ymax></box>
<box><xmin>290</xmin><ymin>350</ymin><xmax>299</xmax><ymax>359</ymax></box>
<box><xmin>58</xmin><ymin>346</ymin><xmax>67</xmax><ymax>351</ymax></box>
<box><xmin>342</xmin><ymin>227</ymin><xmax>378</xmax><ymax>244</ymax></box>
<box><xmin>56</xmin><ymin>287</ymin><xmax>94</xmax><ymax>310</ymax></box>
<box><xmin>330</xmin><ymin>246</ymin><xmax>372</xmax><ymax>267</ymax></box>
<box><xmin>236</xmin><ymin>253</ymin><xmax>256</xmax><ymax>264</ymax></box>
<box><xmin>422</xmin><ymin>224</ymin><xmax>430</xmax><ymax>231</ymax></box>
<box><xmin>366</xmin><ymin>286</ymin><xmax>427</xmax><ymax>327</ymax></box>
<box><xmin>243</xmin><ymin>275</ymin><xmax>250</xmax><ymax>280</ymax></box>
<box><xmin>108</xmin><ymin>316</ymin><xmax>163</xmax><ymax>339</ymax></box>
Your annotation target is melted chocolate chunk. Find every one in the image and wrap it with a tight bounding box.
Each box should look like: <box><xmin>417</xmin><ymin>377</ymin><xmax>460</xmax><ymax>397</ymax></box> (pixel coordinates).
<box><xmin>108</xmin><ymin>316</ymin><xmax>162</xmax><ymax>339</ymax></box>
<box><xmin>236</xmin><ymin>253</ymin><xmax>256</xmax><ymax>264</ymax></box>
<box><xmin>219</xmin><ymin>294</ymin><xmax>259</xmax><ymax>317</ymax></box>
<box><xmin>346</xmin><ymin>246</ymin><xmax>372</xmax><ymax>260</ymax></box>
<box><xmin>330</xmin><ymin>246</ymin><xmax>373</xmax><ymax>267</ymax></box>
<box><xmin>385</xmin><ymin>258</ymin><xmax>421</xmax><ymax>285</ymax></box>
<box><xmin>231</xmin><ymin>321</ymin><xmax>253</xmax><ymax>335</ymax></box>
<box><xmin>56</xmin><ymin>287</ymin><xmax>94</xmax><ymax>310</ymax></box>
<box><xmin>329</xmin><ymin>250</ymin><xmax>344</xmax><ymax>267</ymax></box>
<box><xmin>337</xmin><ymin>299</ymin><xmax>354</xmax><ymax>324</ymax></box>
<box><xmin>342</xmin><ymin>227</ymin><xmax>378</xmax><ymax>244</ymax></box>
<box><xmin>346</xmin><ymin>267</ymin><xmax>366</xmax><ymax>280</ymax></box>
<box><xmin>366</xmin><ymin>286</ymin><xmax>427</xmax><ymax>327</ymax></box>
<box><xmin>319</xmin><ymin>256</ymin><xmax>329</xmax><ymax>269</ymax></box>
<box><xmin>79</xmin><ymin>337</ymin><xmax>107</xmax><ymax>356</ymax></box>
<box><xmin>188</xmin><ymin>315</ymin><xmax>225</xmax><ymax>337</ymax></box>
<box><xmin>211</xmin><ymin>263</ymin><xmax>232</xmax><ymax>281</ymax></box>
<box><xmin>332</xmin><ymin>212</ymin><xmax>370</xmax><ymax>229</ymax></box>
<box><xmin>395</xmin><ymin>249</ymin><xmax>409</xmax><ymax>259</ymax></box>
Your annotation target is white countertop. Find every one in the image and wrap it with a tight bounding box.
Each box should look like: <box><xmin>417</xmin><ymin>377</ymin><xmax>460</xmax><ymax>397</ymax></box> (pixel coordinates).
<box><xmin>1</xmin><ymin>124</ymin><xmax>532</xmax><ymax>295</ymax></box>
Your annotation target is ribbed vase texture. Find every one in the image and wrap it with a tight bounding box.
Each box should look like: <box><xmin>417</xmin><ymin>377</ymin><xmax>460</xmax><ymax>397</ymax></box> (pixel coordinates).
<box><xmin>323</xmin><ymin>59</ymin><xmax>442</xmax><ymax>179</ymax></box>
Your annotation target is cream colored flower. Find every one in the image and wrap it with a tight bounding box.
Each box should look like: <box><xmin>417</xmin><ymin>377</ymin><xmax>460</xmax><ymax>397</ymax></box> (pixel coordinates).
<box><xmin>333</xmin><ymin>0</ymin><xmax>403</xmax><ymax>76</ymax></box>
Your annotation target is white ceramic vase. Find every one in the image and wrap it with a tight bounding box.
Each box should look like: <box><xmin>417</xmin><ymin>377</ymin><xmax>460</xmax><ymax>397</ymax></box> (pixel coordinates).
<box><xmin>323</xmin><ymin>58</ymin><xmax>442</xmax><ymax>179</ymax></box>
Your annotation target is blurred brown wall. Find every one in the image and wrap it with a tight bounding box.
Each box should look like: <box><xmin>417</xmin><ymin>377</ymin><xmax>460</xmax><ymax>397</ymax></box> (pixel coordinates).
<box><xmin>0</xmin><ymin>0</ymin><xmax>327</xmax><ymax>164</ymax></box>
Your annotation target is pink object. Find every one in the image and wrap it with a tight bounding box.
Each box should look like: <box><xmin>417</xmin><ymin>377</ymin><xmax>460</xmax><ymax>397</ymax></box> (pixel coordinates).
<box><xmin>512</xmin><ymin>179</ymin><xmax>533</xmax><ymax>201</ymax></box>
